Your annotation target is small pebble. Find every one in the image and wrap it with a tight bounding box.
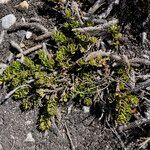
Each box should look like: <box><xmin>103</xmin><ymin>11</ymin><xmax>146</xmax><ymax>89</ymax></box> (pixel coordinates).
<box><xmin>15</xmin><ymin>1</ymin><xmax>29</xmax><ymax>10</ymax></box>
<box><xmin>24</xmin><ymin>132</ymin><xmax>35</xmax><ymax>142</ymax></box>
<box><xmin>25</xmin><ymin>120</ymin><xmax>32</xmax><ymax>125</ymax></box>
<box><xmin>15</xmin><ymin>1</ymin><xmax>29</xmax><ymax>11</ymax></box>
<box><xmin>146</xmin><ymin>86</ymin><xmax>150</xmax><ymax>91</ymax></box>
<box><xmin>26</xmin><ymin>31</ymin><xmax>32</xmax><ymax>39</ymax></box>
<box><xmin>20</xmin><ymin>43</ymin><xmax>25</xmax><ymax>48</ymax></box>
<box><xmin>21</xmin><ymin>17</ymin><xmax>26</xmax><ymax>23</ymax></box>
<box><xmin>83</xmin><ymin>106</ymin><xmax>90</xmax><ymax>113</ymax></box>
<box><xmin>1</xmin><ymin>14</ymin><xmax>16</xmax><ymax>29</ymax></box>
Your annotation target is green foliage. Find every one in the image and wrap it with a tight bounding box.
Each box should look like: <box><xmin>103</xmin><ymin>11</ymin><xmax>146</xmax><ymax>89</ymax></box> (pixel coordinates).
<box><xmin>38</xmin><ymin>49</ymin><xmax>55</xmax><ymax>70</ymax></box>
<box><xmin>114</xmin><ymin>65</ymin><xmax>139</xmax><ymax>124</ymax></box>
<box><xmin>39</xmin><ymin>115</ymin><xmax>51</xmax><ymax>131</ymax></box>
<box><xmin>52</xmin><ymin>29</ymin><xmax>97</xmax><ymax>68</ymax></box>
<box><xmin>51</xmin><ymin>31</ymin><xmax>68</xmax><ymax>44</ymax></box>
<box><xmin>65</xmin><ymin>8</ymin><xmax>72</xmax><ymax>18</ymax></box>
<box><xmin>0</xmin><ymin>1</ymin><xmax>141</xmax><ymax>132</ymax></box>
<box><xmin>83</xmin><ymin>97</ymin><xmax>92</xmax><ymax>106</ymax></box>
<box><xmin>109</xmin><ymin>24</ymin><xmax>122</xmax><ymax>48</ymax></box>
<box><xmin>13</xmin><ymin>86</ymin><xmax>30</xmax><ymax>100</ymax></box>
<box><xmin>47</xmin><ymin>96</ymin><xmax>58</xmax><ymax>116</ymax></box>
<box><xmin>71</xmin><ymin>73</ymin><xmax>97</xmax><ymax>105</ymax></box>
<box><xmin>115</xmin><ymin>92</ymin><xmax>139</xmax><ymax>124</ymax></box>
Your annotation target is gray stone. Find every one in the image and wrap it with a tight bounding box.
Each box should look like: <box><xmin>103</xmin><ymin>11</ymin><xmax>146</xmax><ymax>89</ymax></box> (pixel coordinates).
<box><xmin>16</xmin><ymin>30</ymin><xmax>26</xmax><ymax>38</ymax></box>
<box><xmin>24</xmin><ymin>132</ymin><xmax>35</xmax><ymax>142</ymax></box>
<box><xmin>1</xmin><ymin>14</ymin><xmax>16</xmax><ymax>29</ymax></box>
<box><xmin>83</xmin><ymin>106</ymin><xmax>90</xmax><ymax>113</ymax></box>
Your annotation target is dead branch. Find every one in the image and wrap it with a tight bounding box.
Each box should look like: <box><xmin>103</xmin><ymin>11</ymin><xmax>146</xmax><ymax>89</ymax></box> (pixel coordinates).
<box><xmin>71</xmin><ymin>1</ymin><xmax>83</xmax><ymax>25</ymax></box>
<box><xmin>118</xmin><ymin>118</ymin><xmax>150</xmax><ymax>132</ymax></box>
<box><xmin>0</xmin><ymin>30</ymin><xmax>5</xmax><ymax>44</ymax></box>
<box><xmin>51</xmin><ymin>117</ymin><xmax>60</xmax><ymax>136</ymax></box>
<box><xmin>106</xmin><ymin>121</ymin><xmax>127</xmax><ymax>150</ymax></box>
<box><xmin>88</xmin><ymin>0</ymin><xmax>106</xmax><ymax>14</ymax></box>
<box><xmin>35</xmin><ymin>32</ymin><xmax>53</xmax><ymax>41</ymax></box>
<box><xmin>84</xmin><ymin>50</ymin><xmax>150</xmax><ymax>66</ymax></box>
<box><xmin>10</xmin><ymin>41</ymin><xmax>23</xmax><ymax>53</ymax></box>
<box><xmin>29</xmin><ymin>17</ymin><xmax>41</xmax><ymax>23</ymax></box>
<box><xmin>82</xmin><ymin>17</ymin><xmax>108</xmax><ymax>24</ymax></box>
<box><xmin>0</xmin><ymin>63</ymin><xmax>8</xmax><ymax>75</ymax></box>
<box><xmin>139</xmin><ymin>137</ymin><xmax>150</xmax><ymax>149</ymax></box>
<box><xmin>136</xmin><ymin>74</ymin><xmax>150</xmax><ymax>80</ymax></box>
<box><xmin>4</xmin><ymin>84</ymin><xmax>30</xmax><ymax>100</ymax></box>
<box><xmin>129</xmin><ymin>69</ymin><xmax>136</xmax><ymax>90</ymax></box>
<box><xmin>64</xmin><ymin>123</ymin><xmax>75</xmax><ymax>150</ymax></box>
<box><xmin>16</xmin><ymin>44</ymin><xmax>42</xmax><ymax>58</ymax></box>
<box><xmin>134</xmin><ymin>79</ymin><xmax>150</xmax><ymax>92</ymax></box>
<box><xmin>72</xmin><ymin>19</ymin><xmax>118</xmax><ymax>33</ymax></box>
<box><xmin>130</xmin><ymin>58</ymin><xmax>150</xmax><ymax>66</ymax></box>
<box><xmin>8</xmin><ymin>22</ymin><xmax>48</xmax><ymax>34</ymax></box>
<box><xmin>89</xmin><ymin>0</ymin><xmax>119</xmax><ymax>20</ymax></box>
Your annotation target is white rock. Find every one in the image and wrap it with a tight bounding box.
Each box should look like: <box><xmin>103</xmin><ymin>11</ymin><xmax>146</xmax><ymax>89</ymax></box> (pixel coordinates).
<box><xmin>24</xmin><ymin>132</ymin><xmax>35</xmax><ymax>142</ymax></box>
<box><xmin>1</xmin><ymin>14</ymin><xmax>16</xmax><ymax>29</ymax></box>
<box><xmin>0</xmin><ymin>0</ymin><xmax>10</xmax><ymax>4</ymax></box>
<box><xmin>83</xmin><ymin>106</ymin><xmax>90</xmax><ymax>113</ymax></box>
<box><xmin>26</xmin><ymin>31</ymin><xmax>32</xmax><ymax>39</ymax></box>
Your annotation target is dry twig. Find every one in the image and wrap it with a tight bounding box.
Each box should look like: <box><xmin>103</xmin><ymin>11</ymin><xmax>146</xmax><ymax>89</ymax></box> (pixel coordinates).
<box><xmin>10</xmin><ymin>41</ymin><xmax>23</xmax><ymax>53</ymax></box>
<box><xmin>16</xmin><ymin>44</ymin><xmax>42</xmax><ymax>58</ymax></box>
<box><xmin>134</xmin><ymin>79</ymin><xmax>150</xmax><ymax>92</ymax></box>
<box><xmin>89</xmin><ymin>0</ymin><xmax>119</xmax><ymax>20</ymax></box>
<box><xmin>72</xmin><ymin>19</ymin><xmax>118</xmax><ymax>33</ymax></box>
<box><xmin>139</xmin><ymin>137</ymin><xmax>150</xmax><ymax>149</ymax></box>
<box><xmin>35</xmin><ymin>32</ymin><xmax>53</xmax><ymax>41</ymax></box>
<box><xmin>0</xmin><ymin>30</ymin><xmax>5</xmax><ymax>44</ymax></box>
<box><xmin>84</xmin><ymin>50</ymin><xmax>150</xmax><ymax>66</ymax></box>
<box><xmin>88</xmin><ymin>0</ymin><xmax>105</xmax><ymax>14</ymax></box>
<box><xmin>71</xmin><ymin>1</ymin><xmax>83</xmax><ymax>24</ymax></box>
<box><xmin>136</xmin><ymin>74</ymin><xmax>150</xmax><ymax>80</ymax></box>
<box><xmin>82</xmin><ymin>17</ymin><xmax>108</xmax><ymax>24</ymax></box>
<box><xmin>64</xmin><ymin>123</ymin><xmax>75</xmax><ymax>150</ymax></box>
<box><xmin>106</xmin><ymin>121</ymin><xmax>127</xmax><ymax>150</ymax></box>
<box><xmin>118</xmin><ymin>118</ymin><xmax>150</xmax><ymax>132</ymax></box>
<box><xmin>0</xmin><ymin>63</ymin><xmax>8</xmax><ymax>75</ymax></box>
<box><xmin>4</xmin><ymin>84</ymin><xmax>30</xmax><ymax>100</ymax></box>
<box><xmin>8</xmin><ymin>22</ymin><xmax>48</xmax><ymax>34</ymax></box>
